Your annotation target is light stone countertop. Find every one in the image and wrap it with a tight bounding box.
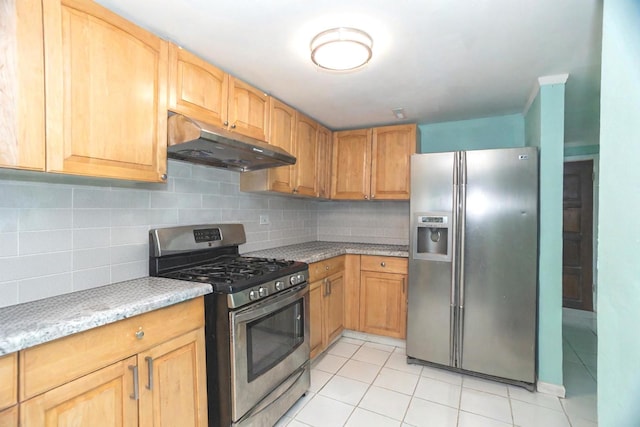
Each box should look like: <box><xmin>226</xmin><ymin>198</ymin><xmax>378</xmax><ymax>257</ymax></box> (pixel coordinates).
<box><xmin>244</xmin><ymin>241</ymin><xmax>409</xmax><ymax>264</ymax></box>
<box><xmin>0</xmin><ymin>277</ymin><xmax>211</xmax><ymax>356</ymax></box>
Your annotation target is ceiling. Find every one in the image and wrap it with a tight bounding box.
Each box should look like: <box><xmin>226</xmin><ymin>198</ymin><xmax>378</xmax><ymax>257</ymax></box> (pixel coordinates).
<box><xmin>97</xmin><ymin>0</ymin><xmax>603</xmax><ymax>145</ymax></box>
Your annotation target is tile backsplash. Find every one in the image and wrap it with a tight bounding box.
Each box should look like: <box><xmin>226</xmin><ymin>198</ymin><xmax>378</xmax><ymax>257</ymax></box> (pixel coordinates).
<box><xmin>0</xmin><ymin>161</ymin><xmax>408</xmax><ymax>307</ymax></box>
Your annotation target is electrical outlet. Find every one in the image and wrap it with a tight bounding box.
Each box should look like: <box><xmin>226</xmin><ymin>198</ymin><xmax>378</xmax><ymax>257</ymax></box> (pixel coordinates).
<box><xmin>259</xmin><ymin>215</ymin><xmax>269</xmax><ymax>225</ymax></box>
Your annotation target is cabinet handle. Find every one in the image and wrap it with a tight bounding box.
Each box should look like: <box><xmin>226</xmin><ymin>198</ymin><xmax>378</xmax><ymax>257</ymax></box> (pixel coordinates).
<box><xmin>231</xmin><ymin>123</ymin><xmax>237</xmax><ymax>129</ymax></box>
<box><xmin>380</xmin><ymin>262</ymin><xmax>386</xmax><ymax>267</ymax></box>
<box><xmin>328</xmin><ymin>278</ymin><xmax>332</xmax><ymax>295</ymax></box>
<box><xmin>293</xmin><ymin>188</ymin><xmax>299</xmax><ymax>193</ymax></box>
<box><xmin>364</xmin><ymin>195</ymin><xmax>369</xmax><ymax>200</ymax></box>
<box><xmin>145</xmin><ymin>356</ymin><xmax>154</xmax><ymax>390</ymax></box>
<box><xmin>402</xmin><ymin>277</ymin><xmax>406</xmax><ymax>294</ymax></box>
<box><xmin>371</xmin><ymin>194</ymin><xmax>375</xmax><ymax>199</ymax></box>
<box><xmin>160</xmin><ymin>174</ymin><xmax>167</xmax><ymax>181</ymax></box>
<box><xmin>325</xmin><ymin>265</ymin><xmax>329</xmax><ymax>271</ymax></box>
<box><xmin>224</xmin><ymin>121</ymin><xmax>229</xmax><ymax>126</ymax></box>
<box><xmin>129</xmin><ymin>365</ymin><xmax>139</xmax><ymax>400</ymax></box>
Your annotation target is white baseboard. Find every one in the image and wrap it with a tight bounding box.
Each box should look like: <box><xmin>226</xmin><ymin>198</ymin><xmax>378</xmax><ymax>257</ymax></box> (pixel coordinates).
<box><xmin>341</xmin><ymin>330</ymin><xmax>406</xmax><ymax>348</ymax></box>
<box><xmin>536</xmin><ymin>381</ymin><xmax>566</xmax><ymax>398</ymax></box>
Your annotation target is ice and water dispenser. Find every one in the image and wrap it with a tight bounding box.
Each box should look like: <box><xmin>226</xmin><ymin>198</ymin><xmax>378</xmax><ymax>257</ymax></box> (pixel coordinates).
<box><xmin>413</xmin><ymin>213</ymin><xmax>452</xmax><ymax>262</ymax></box>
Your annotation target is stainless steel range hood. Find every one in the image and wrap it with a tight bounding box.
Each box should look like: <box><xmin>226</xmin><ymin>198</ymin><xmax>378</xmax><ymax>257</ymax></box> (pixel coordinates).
<box><xmin>167</xmin><ymin>113</ymin><xmax>296</xmax><ymax>172</ymax></box>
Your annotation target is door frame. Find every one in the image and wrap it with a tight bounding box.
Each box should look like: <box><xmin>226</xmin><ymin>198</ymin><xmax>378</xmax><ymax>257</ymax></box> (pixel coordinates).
<box><xmin>563</xmin><ymin>154</ymin><xmax>599</xmax><ymax>311</ymax></box>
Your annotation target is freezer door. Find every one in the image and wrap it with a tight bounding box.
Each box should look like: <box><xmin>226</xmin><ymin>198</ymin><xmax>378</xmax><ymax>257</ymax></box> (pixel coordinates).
<box><xmin>407</xmin><ymin>152</ymin><xmax>455</xmax><ymax>366</ymax></box>
<box><xmin>460</xmin><ymin>147</ymin><xmax>538</xmax><ymax>383</ymax></box>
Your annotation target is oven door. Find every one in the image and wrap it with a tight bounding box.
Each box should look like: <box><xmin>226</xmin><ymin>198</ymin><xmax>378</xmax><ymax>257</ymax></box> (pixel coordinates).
<box><xmin>229</xmin><ymin>283</ymin><xmax>309</xmax><ymax>421</ymax></box>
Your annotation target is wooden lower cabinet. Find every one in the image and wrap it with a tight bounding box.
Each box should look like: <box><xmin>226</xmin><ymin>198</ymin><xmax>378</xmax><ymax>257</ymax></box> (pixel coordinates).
<box><xmin>17</xmin><ymin>298</ymin><xmax>207</xmax><ymax>427</ymax></box>
<box><xmin>359</xmin><ymin>256</ymin><xmax>408</xmax><ymax>339</ymax></box>
<box><xmin>308</xmin><ymin>259</ymin><xmax>345</xmax><ymax>358</ymax></box>
<box><xmin>0</xmin><ymin>406</ymin><xmax>18</xmax><ymax>427</ymax></box>
<box><xmin>21</xmin><ymin>356</ymin><xmax>139</xmax><ymax>426</ymax></box>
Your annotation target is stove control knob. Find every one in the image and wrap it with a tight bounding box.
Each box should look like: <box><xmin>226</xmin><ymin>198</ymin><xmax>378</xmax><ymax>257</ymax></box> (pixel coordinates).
<box><xmin>290</xmin><ymin>275</ymin><xmax>298</xmax><ymax>285</ymax></box>
<box><xmin>249</xmin><ymin>290</ymin><xmax>259</xmax><ymax>300</ymax></box>
<box><xmin>275</xmin><ymin>281</ymin><xmax>284</xmax><ymax>291</ymax></box>
<box><xmin>258</xmin><ymin>287</ymin><xmax>268</xmax><ymax>297</ymax></box>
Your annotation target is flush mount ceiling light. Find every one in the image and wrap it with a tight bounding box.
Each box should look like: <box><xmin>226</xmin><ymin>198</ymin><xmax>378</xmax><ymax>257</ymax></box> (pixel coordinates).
<box><xmin>310</xmin><ymin>27</ymin><xmax>373</xmax><ymax>71</ymax></box>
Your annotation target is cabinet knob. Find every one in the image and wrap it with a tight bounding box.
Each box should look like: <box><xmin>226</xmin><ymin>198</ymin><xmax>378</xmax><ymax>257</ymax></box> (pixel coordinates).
<box><xmin>325</xmin><ymin>265</ymin><xmax>329</xmax><ymax>270</ymax></box>
<box><xmin>364</xmin><ymin>195</ymin><xmax>369</xmax><ymax>200</ymax></box>
<box><xmin>160</xmin><ymin>174</ymin><xmax>167</xmax><ymax>181</ymax></box>
<box><xmin>231</xmin><ymin>123</ymin><xmax>237</xmax><ymax>129</ymax></box>
<box><xmin>135</xmin><ymin>327</ymin><xmax>144</xmax><ymax>340</ymax></box>
<box><xmin>381</xmin><ymin>262</ymin><xmax>386</xmax><ymax>267</ymax></box>
<box><xmin>224</xmin><ymin>121</ymin><xmax>229</xmax><ymax>126</ymax></box>
<box><xmin>293</xmin><ymin>188</ymin><xmax>299</xmax><ymax>193</ymax></box>
<box><xmin>371</xmin><ymin>194</ymin><xmax>375</xmax><ymax>199</ymax></box>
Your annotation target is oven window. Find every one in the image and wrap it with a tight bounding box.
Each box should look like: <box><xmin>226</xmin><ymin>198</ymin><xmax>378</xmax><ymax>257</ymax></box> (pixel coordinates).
<box><xmin>246</xmin><ymin>299</ymin><xmax>304</xmax><ymax>382</ymax></box>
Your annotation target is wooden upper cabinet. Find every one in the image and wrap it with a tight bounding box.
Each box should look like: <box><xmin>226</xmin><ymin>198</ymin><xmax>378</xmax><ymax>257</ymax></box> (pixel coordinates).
<box><xmin>371</xmin><ymin>124</ymin><xmax>417</xmax><ymax>200</ymax></box>
<box><xmin>332</xmin><ymin>124</ymin><xmax>417</xmax><ymax>200</ymax></box>
<box><xmin>268</xmin><ymin>98</ymin><xmax>296</xmax><ymax>192</ymax></box>
<box><xmin>331</xmin><ymin>129</ymin><xmax>372</xmax><ymax>200</ymax></box>
<box><xmin>168</xmin><ymin>45</ymin><xmax>269</xmax><ymax>141</ymax></box>
<box><xmin>42</xmin><ymin>0</ymin><xmax>168</xmax><ymax>182</ymax></box>
<box><xmin>317</xmin><ymin>125</ymin><xmax>333</xmax><ymax>199</ymax></box>
<box><xmin>169</xmin><ymin>44</ymin><xmax>228</xmax><ymax>127</ymax></box>
<box><xmin>228</xmin><ymin>77</ymin><xmax>270</xmax><ymax>141</ymax></box>
<box><xmin>0</xmin><ymin>0</ymin><xmax>45</xmax><ymax>171</ymax></box>
<box><xmin>294</xmin><ymin>113</ymin><xmax>319</xmax><ymax>197</ymax></box>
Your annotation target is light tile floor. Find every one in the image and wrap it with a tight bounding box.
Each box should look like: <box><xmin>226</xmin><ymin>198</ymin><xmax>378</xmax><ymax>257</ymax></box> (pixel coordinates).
<box><xmin>278</xmin><ymin>310</ymin><xmax>597</xmax><ymax>427</ymax></box>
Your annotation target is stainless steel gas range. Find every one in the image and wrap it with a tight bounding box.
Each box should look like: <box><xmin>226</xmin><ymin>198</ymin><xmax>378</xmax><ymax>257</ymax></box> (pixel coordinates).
<box><xmin>149</xmin><ymin>224</ymin><xmax>310</xmax><ymax>427</ymax></box>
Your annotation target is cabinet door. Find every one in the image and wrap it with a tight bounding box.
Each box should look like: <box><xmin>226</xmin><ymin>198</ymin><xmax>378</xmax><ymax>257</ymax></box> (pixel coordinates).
<box><xmin>0</xmin><ymin>0</ymin><xmax>45</xmax><ymax>171</ymax></box>
<box><xmin>324</xmin><ymin>271</ymin><xmax>345</xmax><ymax>344</ymax></box>
<box><xmin>21</xmin><ymin>356</ymin><xmax>138</xmax><ymax>427</ymax></box>
<box><xmin>0</xmin><ymin>406</ymin><xmax>17</xmax><ymax>427</ymax></box>
<box><xmin>309</xmin><ymin>280</ymin><xmax>325</xmax><ymax>359</ymax></box>
<box><xmin>43</xmin><ymin>0</ymin><xmax>168</xmax><ymax>182</ymax></box>
<box><xmin>169</xmin><ymin>44</ymin><xmax>229</xmax><ymax>127</ymax></box>
<box><xmin>371</xmin><ymin>124</ymin><xmax>416</xmax><ymax>200</ymax></box>
<box><xmin>360</xmin><ymin>271</ymin><xmax>407</xmax><ymax>338</ymax></box>
<box><xmin>228</xmin><ymin>77</ymin><xmax>269</xmax><ymax>141</ymax></box>
<box><xmin>331</xmin><ymin>129</ymin><xmax>372</xmax><ymax>200</ymax></box>
<box><xmin>268</xmin><ymin>98</ymin><xmax>296</xmax><ymax>193</ymax></box>
<box><xmin>138</xmin><ymin>328</ymin><xmax>208</xmax><ymax>427</ymax></box>
<box><xmin>316</xmin><ymin>125</ymin><xmax>333</xmax><ymax>199</ymax></box>
<box><xmin>0</xmin><ymin>354</ymin><xmax>17</xmax><ymax>412</ymax></box>
<box><xmin>294</xmin><ymin>113</ymin><xmax>319</xmax><ymax>197</ymax></box>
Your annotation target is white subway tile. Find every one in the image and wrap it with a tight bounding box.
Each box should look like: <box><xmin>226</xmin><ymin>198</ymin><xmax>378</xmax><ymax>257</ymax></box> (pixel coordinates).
<box><xmin>19</xmin><ymin>230</ymin><xmax>73</xmax><ymax>255</ymax></box>
<box><xmin>73</xmin><ymin>267</ymin><xmax>111</xmax><ymax>291</ymax></box>
<box><xmin>150</xmin><ymin>192</ymin><xmax>201</xmax><ymax>209</ymax></box>
<box><xmin>110</xmin><ymin>244</ymin><xmax>147</xmax><ymax>264</ymax></box>
<box><xmin>109</xmin><ymin>189</ymin><xmax>150</xmax><ymax>208</ymax></box>
<box><xmin>111</xmin><ymin>260</ymin><xmax>147</xmax><ymax>283</ymax></box>
<box><xmin>174</xmin><ymin>178</ymin><xmax>221</xmax><ymax>194</ymax></box>
<box><xmin>180</xmin><ymin>209</ymin><xmax>222</xmax><ymax>224</ymax></box>
<box><xmin>167</xmin><ymin>160</ymin><xmax>193</xmax><ymax>178</ymax></box>
<box><xmin>73</xmin><ymin>247</ymin><xmax>111</xmax><ymax>270</ymax></box>
<box><xmin>0</xmin><ymin>281</ymin><xmax>18</xmax><ymax>308</ymax></box>
<box><xmin>0</xmin><ymin>233</ymin><xmax>18</xmax><ymax>257</ymax></box>
<box><xmin>73</xmin><ymin>209</ymin><xmax>111</xmax><ymax>228</ymax></box>
<box><xmin>73</xmin><ymin>188</ymin><xmax>113</xmax><ymax>208</ymax></box>
<box><xmin>0</xmin><ymin>209</ymin><xmax>19</xmax><ymax>232</ymax></box>
<box><xmin>203</xmin><ymin>195</ymin><xmax>239</xmax><ymax>210</ymax></box>
<box><xmin>73</xmin><ymin>228</ymin><xmax>110</xmax><ymax>249</ymax></box>
<box><xmin>148</xmin><ymin>209</ymin><xmax>179</xmax><ymax>226</ymax></box>
<box><xmin>0</xmin><ymin>183</ymin><xmax>72</xmax><ymax>208</ymax></box>
<box><xmin>18</xmin><ymin>273</ymin><xmax>74</xmax><ymax>303</ymax></box>
<box><xmin>19</xmin><ymin>209</ymin><xmax>73</xmax><ymax>231</ymax></box>
<box><xmin>110</xmin><ymin>226</ymin><xmax>148</xmax><ymax>246</ymax></box>
<box><xmin>110</xmin><ymin>209</ymin><xmax>150</xmax><ymax>227</ymax></box>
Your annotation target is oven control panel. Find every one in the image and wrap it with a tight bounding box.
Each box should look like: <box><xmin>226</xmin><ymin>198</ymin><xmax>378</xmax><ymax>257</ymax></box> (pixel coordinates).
<box><xmin>193</xmin><ymin>228</ymin><xmax>222</xmax><ymax>243</ymax></box>
<box><xmin>227</xmin><ymin>269</ymin><xmax>309</xmax><ymax>309</ymax></box>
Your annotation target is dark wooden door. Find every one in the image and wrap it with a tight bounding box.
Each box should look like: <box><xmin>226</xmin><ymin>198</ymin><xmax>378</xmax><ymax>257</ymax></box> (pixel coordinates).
<box><xmin>562</xmin><ymin>160</ymin><xmax>594</xmax><ymax>311</ymax></box>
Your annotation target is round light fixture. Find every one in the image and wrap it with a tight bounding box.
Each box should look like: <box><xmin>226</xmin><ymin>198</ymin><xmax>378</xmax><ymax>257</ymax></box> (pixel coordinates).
<box><xmin>310</xmin><ymin>27</ymin><xmax>373</xmax><ymax>71</ymax></box>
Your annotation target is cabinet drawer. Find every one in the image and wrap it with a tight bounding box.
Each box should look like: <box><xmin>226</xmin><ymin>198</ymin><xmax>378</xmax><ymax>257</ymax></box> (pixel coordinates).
<box><xmin>309</xmin><ymin>256</ymin><xmax>345</xmax><ymax>282</ymax></box>
<box><xmin>20</xmin><ymin>297</ymin><xmax>204</xmax><ymax>400</ymax></box>
<box><xmin>361</xmin><ymin>256</ymin><xmax>408</xmax><ymax>274</ymax></box>
<box><xmin>0</xmin><ymin>354</ymin><xmax>17</xmax><ymax>411</ymax></box>
<box><xmin>0</xmin><ymin>405</ymin><xmax>18</xmax><ymax>427</ymax></box>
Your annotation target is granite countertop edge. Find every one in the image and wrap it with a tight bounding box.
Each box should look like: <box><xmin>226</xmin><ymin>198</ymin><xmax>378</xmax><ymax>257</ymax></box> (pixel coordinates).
<box><xmin>244</xmin><ymin>241</ymin><xmax>409</xmax><ymax>264</ymax></box>
<box><xmin>0</xmin><ymin>277</ymin><xmax>212</xmax><ymax>356</ymax></box>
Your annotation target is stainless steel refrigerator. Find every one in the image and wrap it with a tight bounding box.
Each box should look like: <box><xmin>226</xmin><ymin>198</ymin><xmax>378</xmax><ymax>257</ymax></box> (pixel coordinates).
<box><xmin>407</xmin><ymin>147</ymin><xmax>538</xmax><ymax>386</ymax></box>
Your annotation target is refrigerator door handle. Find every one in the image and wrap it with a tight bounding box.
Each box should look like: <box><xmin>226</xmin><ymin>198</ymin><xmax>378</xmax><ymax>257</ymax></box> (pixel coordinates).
<box><xmin>449</xmin><ymin>152</ymin><xmax>460</xmax><ymax>367</ymax></box>
<box><xmin>457</xmin><ymin>151</ymin><xmax>467</xmax><ymax>367</ymax></box>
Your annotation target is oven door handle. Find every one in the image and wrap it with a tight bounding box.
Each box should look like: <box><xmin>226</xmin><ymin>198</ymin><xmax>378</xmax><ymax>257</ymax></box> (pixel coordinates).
<box><xmin>232</xmin><ymin>284</ymin><xmax>308</xmax><ymax>324</ymax></box>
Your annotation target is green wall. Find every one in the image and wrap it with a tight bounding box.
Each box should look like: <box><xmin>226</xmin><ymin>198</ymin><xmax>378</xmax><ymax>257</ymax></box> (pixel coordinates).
<box><xmin>525</xmin><ymin>81</ymin><xmax>565</xmax><ymax>388</ymax></box>
<box><xmin>419</xmin><ymin>114</ymin><xmax>524</xmax><ymax>153</ymax></box>
<box><xmin>598</xmin><ymin>0</ymin><xmax>640</xmax><ymax>424</ymax></box>
<box><xmin>564</xmin><ymin>144</ymin><xmax>600</xmax><ymax>157</ymax></box>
